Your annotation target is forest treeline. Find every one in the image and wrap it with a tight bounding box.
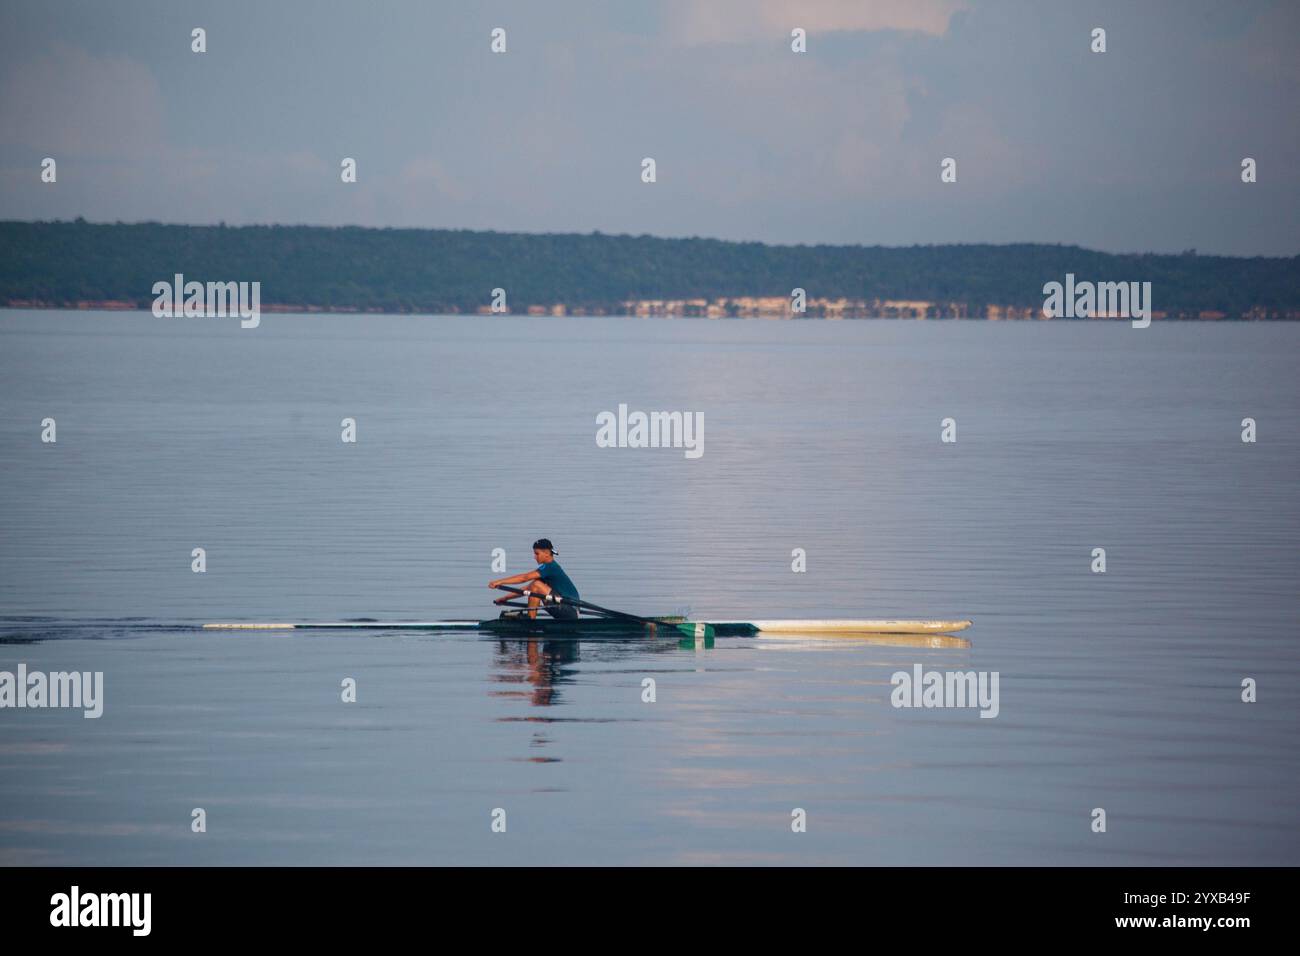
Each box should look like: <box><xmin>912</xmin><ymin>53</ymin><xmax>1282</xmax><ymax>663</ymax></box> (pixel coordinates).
<box><xmin>2</xmin><ymin>219</ymin><xmax>1297</xmax><ymax>317</ymax></box>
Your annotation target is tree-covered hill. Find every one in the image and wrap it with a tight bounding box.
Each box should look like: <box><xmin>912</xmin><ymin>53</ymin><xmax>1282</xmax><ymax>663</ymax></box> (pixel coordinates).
<box><xmin>1</xmin><ymin>219</ymin><xmax>1296</xmax><ymax>317</ymax></box>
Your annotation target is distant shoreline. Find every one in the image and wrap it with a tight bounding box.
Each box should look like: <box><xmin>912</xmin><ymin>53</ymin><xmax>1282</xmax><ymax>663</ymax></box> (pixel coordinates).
<box><xmin>4</xmin><ymin>219</ymin><xmax>1298</xmax><ymax>320</ymax></box>
<box><xmin>4</xmin><ymin>301</ymin><xmax>1292</xmax><ymax>321</ymax></box>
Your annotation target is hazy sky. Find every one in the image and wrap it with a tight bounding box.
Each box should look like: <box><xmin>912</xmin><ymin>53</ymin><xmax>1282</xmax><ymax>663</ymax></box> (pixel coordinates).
<box><xmin>1</xmin><ymin>0</ymin><xmax>1296</xmax><ymax>255</ymax></box>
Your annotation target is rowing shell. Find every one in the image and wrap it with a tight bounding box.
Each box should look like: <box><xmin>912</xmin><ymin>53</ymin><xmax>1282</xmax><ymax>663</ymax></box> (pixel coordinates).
<box><xmin>709</xmin><ymin>619</ymin><xmax>971</xmax><ymax>635</ymax></box>
<box><xmin>201</xmin><ymin>618</ymin><xmax>973</xmax><ymax>637</ymax></box>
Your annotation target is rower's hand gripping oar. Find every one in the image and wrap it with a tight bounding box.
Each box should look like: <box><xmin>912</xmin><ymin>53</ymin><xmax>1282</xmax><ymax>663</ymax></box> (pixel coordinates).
<box><xmin>492</xmin><ymin>585</ymin><xmax>713</xmax><ymax>638</ymax></box>
<box><xmin>494</xmin><ymin>584</ymin><xmax>650</xmax><ymax>622</ymax></box>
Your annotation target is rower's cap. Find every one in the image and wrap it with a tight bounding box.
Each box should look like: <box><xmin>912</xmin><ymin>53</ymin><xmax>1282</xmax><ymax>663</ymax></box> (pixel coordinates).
<box><xmin>532</xmin><ymin>538</ymin><xmax>557</xmax><ymax>554</ymax></box>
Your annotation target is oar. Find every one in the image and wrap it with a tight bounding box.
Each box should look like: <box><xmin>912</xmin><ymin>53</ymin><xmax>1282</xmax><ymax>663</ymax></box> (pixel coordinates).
<box><xmin>495</xmin><ymin>584</ymin><xmax>645</xmax><ymax>621</ymax></box>
<box><xmin>493</xmin><ymin>585</ymin><xmax>712</xmax><ymax>638</ymax></box>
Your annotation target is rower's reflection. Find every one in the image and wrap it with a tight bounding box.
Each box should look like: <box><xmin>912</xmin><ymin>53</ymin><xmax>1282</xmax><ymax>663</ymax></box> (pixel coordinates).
<box><xmin>488</xmin><ymin>635</ymin><xmax>699</xmax><ymax>708</ymax></box>
<box><xmin>490</xmin><ymin>639</ymin><xmax>581</xmax><ymax>707</ymax></box>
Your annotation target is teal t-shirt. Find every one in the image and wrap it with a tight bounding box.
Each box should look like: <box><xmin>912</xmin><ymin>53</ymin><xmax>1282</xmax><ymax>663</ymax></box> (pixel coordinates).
<box><xmin>537</xmin><ymin>561</ymin><xmax>579</xmax><ymax>601</ymax></box>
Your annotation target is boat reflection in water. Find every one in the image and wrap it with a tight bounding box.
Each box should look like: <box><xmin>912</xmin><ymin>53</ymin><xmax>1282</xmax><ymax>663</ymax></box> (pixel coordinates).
<box><xmin>755</xmin><ymin>631</ymin><xmax>972</xmax><ymax>650</ymax></box>
<box><xmin>487</xmin><ymin>630</ymin><xmax>710</xmax><ymax>709</ymax></box>
<box><xmin>484</xmin><ymin>626</ymin><xmax>970</xmax><ymax>710</ymax></box>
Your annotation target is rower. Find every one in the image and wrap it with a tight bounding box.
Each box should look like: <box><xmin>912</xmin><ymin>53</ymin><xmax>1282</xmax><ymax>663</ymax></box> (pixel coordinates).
<box><xmin>488</xmin><ymin>538</ymin><xmax>580</xmax><ymax>620</ymax></box>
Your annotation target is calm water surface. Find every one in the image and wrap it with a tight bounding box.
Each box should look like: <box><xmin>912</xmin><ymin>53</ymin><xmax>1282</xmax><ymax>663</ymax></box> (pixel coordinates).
<box><xmin>0</xmin><ymin>312</ymin><xmax>1296</xmax><ymax>864</ymax></box>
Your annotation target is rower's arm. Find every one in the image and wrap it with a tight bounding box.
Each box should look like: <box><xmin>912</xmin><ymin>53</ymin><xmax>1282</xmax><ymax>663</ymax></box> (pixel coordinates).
<box><xmin>488</xmin><ymin>570</ymin><xmax>541</xmax><ymax>589</ymax></box>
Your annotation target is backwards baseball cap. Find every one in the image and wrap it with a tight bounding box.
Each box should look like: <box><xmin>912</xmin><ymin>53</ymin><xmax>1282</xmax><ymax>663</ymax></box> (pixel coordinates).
<box><xmin>532</xmin><ymin>538</ymin><xmax>557</xmax><ymax>554</ymax></box>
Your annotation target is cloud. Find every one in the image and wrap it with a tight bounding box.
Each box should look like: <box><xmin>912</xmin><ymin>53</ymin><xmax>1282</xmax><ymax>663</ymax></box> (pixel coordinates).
<box><xmin>0</xmin><ymin>43</ymin><xmax>165</xmax><ymax>157</ymax></box>
<box><xmin>665</xmin><ymin>0</ymin><xmax>969</xmax><ymax>45</ymax></box>
<box><xmin>399</xmin><ymin>157</ymin><xmax>471</xmax><ymax>202</ymax></box>
<box><xmin>1234</xmin><ymin>2</ymin><xmax>1300</xmax><ymax>85</ymax></box>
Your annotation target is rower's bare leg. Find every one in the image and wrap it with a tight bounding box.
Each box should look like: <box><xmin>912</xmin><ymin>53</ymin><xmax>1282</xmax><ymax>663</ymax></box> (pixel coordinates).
<box><xmin>526</xmin><ymin>581</ymin><xmax>553</xmax><ymax>619</ymax></box>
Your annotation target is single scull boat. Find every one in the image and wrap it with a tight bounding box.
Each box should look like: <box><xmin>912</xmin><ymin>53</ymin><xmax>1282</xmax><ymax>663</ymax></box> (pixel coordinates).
<box><xmin>203</xmin><ymin>586</ymin><xmax>971</xmax><ymax>639</ymax></box>
<box><xmin>201</xmin><ymin>618</ymin><xmax>971</xmax><ymax>636</ymax></box>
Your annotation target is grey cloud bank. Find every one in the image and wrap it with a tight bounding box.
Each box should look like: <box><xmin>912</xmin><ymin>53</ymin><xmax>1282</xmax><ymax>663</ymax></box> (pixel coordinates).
<box><xmin>0</xmin><ymin>0</ymin><xmax>1296</xmax><ymax>255</ymax></box>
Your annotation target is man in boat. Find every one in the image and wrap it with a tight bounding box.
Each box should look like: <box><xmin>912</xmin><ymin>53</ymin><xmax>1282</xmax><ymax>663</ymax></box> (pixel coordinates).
<box><xmin>488</xmin><ymin>539</ymin><xmax>580</xmax><ymax>620</ymax></box>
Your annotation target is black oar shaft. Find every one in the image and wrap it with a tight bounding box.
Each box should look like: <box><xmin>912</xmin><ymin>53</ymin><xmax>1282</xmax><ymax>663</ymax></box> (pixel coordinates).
<box><xmin>494</xmin><ymin>585</ymin><xmax>656</xmax><ymax>624</ymax></box>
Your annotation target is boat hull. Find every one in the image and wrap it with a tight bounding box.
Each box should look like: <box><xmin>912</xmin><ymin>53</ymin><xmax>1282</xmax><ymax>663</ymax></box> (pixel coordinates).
<box><xmin>477</xmin><ymin>616</ymin><xmax>705</xmax><ymax>638</ymax></box>
<box><xmin>734</xmin><ymin>619</ymin><xmax>971</xmax><ymax>635</ymax></box>
<box><xmin>201</xmin><ymin>617</ymin><xmax>972</xmax><ymax>637</ymax></box>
